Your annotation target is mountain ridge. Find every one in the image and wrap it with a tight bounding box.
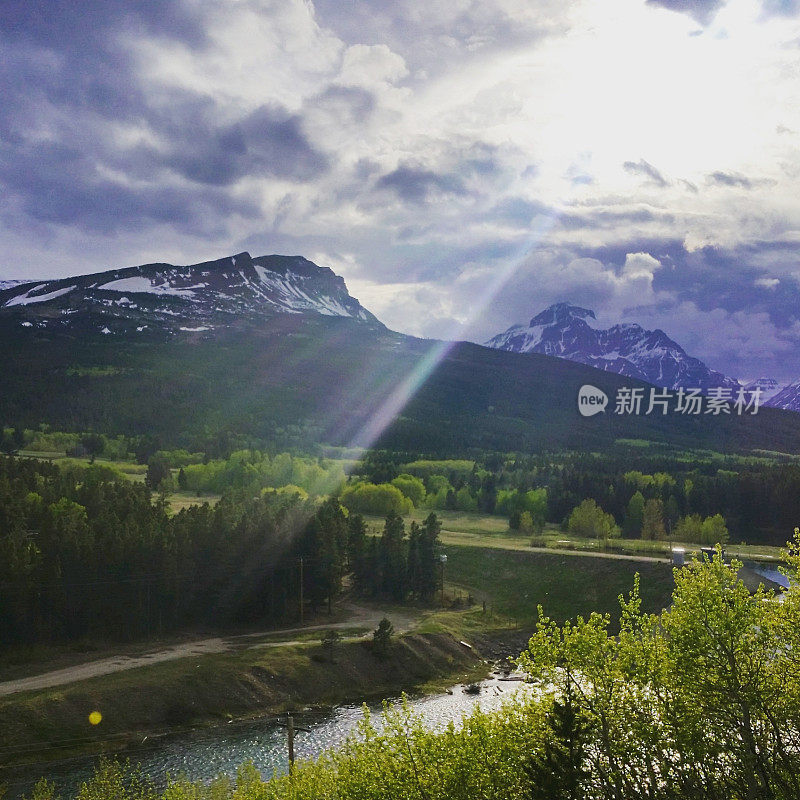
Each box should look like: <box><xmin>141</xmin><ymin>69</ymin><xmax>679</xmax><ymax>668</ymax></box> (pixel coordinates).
<box><xmin>0</xmin><ymin>251</ymin><xmax>380</xmax><ymax>335</ymax></box>
<box><xmin>2</xmin><ymin>263</ymin><xmax>800</xmax><ymax>455</ymax></box>
<box><xmin>486</xmin><ymin>302</ymin><xmax>740</xmax><ymax>393</ymax></box>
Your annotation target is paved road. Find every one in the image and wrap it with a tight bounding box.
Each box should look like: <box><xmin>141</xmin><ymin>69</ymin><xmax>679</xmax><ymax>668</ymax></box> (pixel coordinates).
<box><xmin>0</xmin><ymin>603</ymin><xmax>418</xmax><ymax>698</ymax></box>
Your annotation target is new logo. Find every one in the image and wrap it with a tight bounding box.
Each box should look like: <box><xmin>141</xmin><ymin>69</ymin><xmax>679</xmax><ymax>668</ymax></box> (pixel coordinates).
<box><xmin>578</xmin><ymin>384</ymin><xmax>608</xmax><ymax>416</ymax></box>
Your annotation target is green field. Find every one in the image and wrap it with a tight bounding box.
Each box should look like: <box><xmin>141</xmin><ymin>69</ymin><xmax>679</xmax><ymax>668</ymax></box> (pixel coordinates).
<box><xmin>365</xmin><ymin>509</ymin><xmax>785</xmax><ymax>562</ymax></box>
<box><xmin>435</xmin><ymin>544</ymin><xmax>675</xmax><ymax>629</ymax></box>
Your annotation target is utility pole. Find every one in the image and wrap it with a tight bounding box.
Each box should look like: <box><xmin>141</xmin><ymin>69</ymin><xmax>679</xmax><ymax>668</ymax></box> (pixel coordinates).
<box><xmin>439</xmin><ymin>553</ymin><xmax>447</xmax><ymax>606</ymax></box>
<box><xmin>298</xmin><ymin>557</ymin><xmax>304</xmax><ymax>624</ymax></box>
<box><xmin>287</xmin><ymin>713</ymin><xmax>294</xmax><ymax>766</ymax></box>
<box><xmin>278</xmin><ymin>713</ymin><xmax>311</xmax><ymax>772</ymax></box>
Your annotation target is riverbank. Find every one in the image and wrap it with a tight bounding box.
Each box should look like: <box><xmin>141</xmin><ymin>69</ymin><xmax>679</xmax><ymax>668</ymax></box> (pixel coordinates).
<box><xmin>0</xmin><ymin>631</ymin><xmax>487</xmax><ymax>769</ymax></box>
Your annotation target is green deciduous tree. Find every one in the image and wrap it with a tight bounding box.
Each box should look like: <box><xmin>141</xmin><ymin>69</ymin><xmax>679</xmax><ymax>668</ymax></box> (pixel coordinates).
<box><xmin>623</xmin><ymin>490</ymin><xmax>644</xmax><ymax>538</ymax></box>
<box><xmin>641</xmin><ymin>498</ymin><xmax>665</xmax><ymax>540</ymax></box>
<box><xmin>390</xmin><ymin>474</ymin><xmax>426</xmax><ymax>507</ymax></box>
<box><xmin>519</xmin><ymin>543</ymin><xmax>800</xmax><ymax>799</ymax></box>
<box><xmin>567</xmin><ymin>499</ymin><xmax>620</xmax><ymax>540</ymax></box>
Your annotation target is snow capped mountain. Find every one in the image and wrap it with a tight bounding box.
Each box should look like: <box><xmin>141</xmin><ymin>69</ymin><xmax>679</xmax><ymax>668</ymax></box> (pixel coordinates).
<box><xmin>486</xmin><ymin>302</ymin><xmax>739</xmax><ymax>392</ymax></box>
<box><xmin>763</xmin><ymin>379</ymin><xmax>800</xmax><ymax>413</ymax></box>
<box><xmin>743</xmin><ymin>378</ymin><xmax>784</xmax><ymax>402</ymax></box>
<box><xmin>0</xmin><ymin>252</ymin><xmax>380</xmax><ymax>335</ymax></box>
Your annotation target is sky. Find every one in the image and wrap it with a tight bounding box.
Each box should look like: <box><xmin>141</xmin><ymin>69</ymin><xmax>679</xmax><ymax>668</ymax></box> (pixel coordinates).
<box><xmin>3</xmin><ymin>0</ymin><xmax>800</xmax><ymax>382</ymax></box>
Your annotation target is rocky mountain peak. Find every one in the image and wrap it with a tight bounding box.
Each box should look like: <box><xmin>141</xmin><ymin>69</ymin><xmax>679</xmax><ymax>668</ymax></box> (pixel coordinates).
<box><xmin>486</xmin><ymin>302</ymin><xmax>738</xmax><ymax>392</ymax></box>
<box><xmin>0</xmin><ymin>252</ymin><xmax>380</xmax><ymax>336</ymax></box>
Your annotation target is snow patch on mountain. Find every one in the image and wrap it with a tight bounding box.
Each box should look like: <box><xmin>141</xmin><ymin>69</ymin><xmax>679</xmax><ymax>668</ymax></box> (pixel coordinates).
<box><xmin>100</xmin><ymin>277</ymin><xmax>200</xmax><ymax>296</ymax></box>
<box><xmin>6</xmin><ymin>285</ymin><xmax>77</xmax><ymax>306</ymax></box>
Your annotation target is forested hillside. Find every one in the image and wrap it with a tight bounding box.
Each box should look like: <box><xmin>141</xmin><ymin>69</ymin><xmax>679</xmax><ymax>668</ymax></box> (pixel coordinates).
<box><xmin>3</xmin><ymin>317</ymin><xmax>800</xmax><ymax>457</ymax></box>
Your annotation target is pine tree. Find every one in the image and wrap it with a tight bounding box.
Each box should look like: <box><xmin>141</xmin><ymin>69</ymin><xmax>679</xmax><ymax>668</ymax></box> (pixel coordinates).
<box><xmin>347</xmin><ymin>513</ymin><xmax>371</xmax><ymax>593</ymax></box>
<box><xmin>407</xmin><ymin>521</ymin><xmax>422</xmax><ymax>597</ymax></box>
<box><xmin>380</xmin><ymin>510</ymin><xmax>407</xmax><ymax>600</ymax></box>
<box><xmin>418</xmin><ymin>512</ymin><xmax>441</xmax><ymax>600</ymax></box>
<box><xmin>372</xmin><ymin>616</ymin><xmax>394</xmax><ymax>658</ymax></box>
<box><xmin>526</xmin><ymin>688</ymin><xmax>591</xmax><ymax>800</ymax></box>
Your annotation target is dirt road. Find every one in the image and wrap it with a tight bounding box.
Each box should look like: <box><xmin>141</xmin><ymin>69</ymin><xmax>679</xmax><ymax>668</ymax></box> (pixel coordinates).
<box><xmin>0</xmin><ymin>603</ymin><xmax>419</xmax><ymax>698</ymax></box>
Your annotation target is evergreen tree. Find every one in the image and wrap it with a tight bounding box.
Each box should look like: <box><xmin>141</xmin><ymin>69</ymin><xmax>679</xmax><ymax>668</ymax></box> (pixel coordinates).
<box><xmin>525</xmin><ymin>688</ymin><xmax>591</xmax><ymax>800</ymax></box>
<box><xmin>372</xmin><ymin>616</ymin><xmax>394</xmax><ymax>658</ymax></box>
<box><xmin>418</xmin><ymin>512</ymin><xmax>441</xmax><ymax>600</ymax></box>
<box><xmin>407</xmin><ymin>521</ymin><xmax>422</xmax><ymax>597</ymax></box>
<box><xmin>478</xmin><ymin>474</ymin><xmax>497</xmax><ymax>513</ymax></box>
<box><xmin>346</xmin><ymin>513</ymin><xmax>371</xmax><ymax>593</ymax></box>
<box><xmin>80</xmin><ymin>433</ymin><xmax>104</xmax><ymax>463</ymax></box>
<box><xmin>380</xmin><ymin>510</ymin><xmax>407</xmax><ymax>600</ymax></box>
<box><xmin>145</xmin><ymin>456</ymin><xmax>172</xmax><ymax>491</ymax></box>
<box><xmin>320</xmin><ymin>629</ymin><xmax>341</xmax><ymax>663</ymax></box>
<box><xmin>664</xmin><ymin>494</ymin><xmax>680</xmax><ymax>538</ymax></box>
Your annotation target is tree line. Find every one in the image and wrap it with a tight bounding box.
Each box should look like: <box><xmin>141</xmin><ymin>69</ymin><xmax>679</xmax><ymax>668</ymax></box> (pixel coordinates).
<box><xmin>0</xmin><ymin>457</ymin><xmax>440</xmax><ymax>649</ymax></box>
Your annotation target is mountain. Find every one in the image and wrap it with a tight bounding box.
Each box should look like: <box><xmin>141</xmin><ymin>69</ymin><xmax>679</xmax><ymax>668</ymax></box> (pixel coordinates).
<box><xmin>764</xmin><ymin>379</ymin><xmax>800</xmax><ymax>413</ymax></box>
<box><xmin>744</xmin><ymin>378</ymin><xmax>784</xmax><ymax>402</ymax></box>
<box><xmin>2</xmin><ymin>263</ymin><xmax>800</xmax><ymax>456</ymax></box>
<box><xmin>0</xmin><ymin>252</ymin><xmax>379</xmax><ymax>335</ymax></box>
<box><xmin>485</xmin><ymin>302</ymin><xmax>739</xmax><ymax>392</ymax></box>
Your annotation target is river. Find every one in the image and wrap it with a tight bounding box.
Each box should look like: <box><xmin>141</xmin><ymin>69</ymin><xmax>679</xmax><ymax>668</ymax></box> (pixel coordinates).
<box><xmin>3</xmin><ymin>674</ymin><xmax>530</xmax><ymax>799</ymax></box>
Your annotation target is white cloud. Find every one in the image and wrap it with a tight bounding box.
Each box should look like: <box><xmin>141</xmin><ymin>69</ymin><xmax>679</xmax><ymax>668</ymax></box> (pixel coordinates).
<box><xmin>755</xmin><ymin>276</ymin><xmax>781</xmax><ymax>288</ymax></box>
<box><xmin>338</xmin><ymin>44</ymin><xmax>409</xmax><ymax>89</ymax></box>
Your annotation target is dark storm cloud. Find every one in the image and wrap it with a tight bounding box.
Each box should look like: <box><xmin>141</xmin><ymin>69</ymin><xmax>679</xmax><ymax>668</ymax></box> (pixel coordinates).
<box><xmin>376</xmin><ymin>165</ymin><xmax>467</xmax><ymax>203</ymax></box>
<box><xmin>570</xmin><ymin>238</ymin><xmax>800</xmax><ymax>331</ymax></box>
<box><xmin>0</xmin><ymin>1</ymin><xmax>205</xmax><ymax>127</ymax></box>
<box><xmin>645</xmin><ymin>0</ymin><xmax>726</xmax><ymax>24</ymax></box>
<box><xmin>623</xmin><ymin>159</ymin><xmax>669</xmax><ymax>187</ymax></box>
<box><xmin>707</xmin><ymin>171</ymin><xmax>754</xmax><ymax>189</ymax></box>
<box><xmin>163</xmin><ymin>104</ymin><xmax>330</xmax><ymax>186</ymax></box>
<box><xmin>0</xmin><ymin>138</ymin><xmax>259</xmax><ymax>235</ymax></box>
<box><xmin>0</xmin><ymin>1</ymin><xmax>329</xmax><ymax>235</ymax></box>
<box><xmin>1</xmin><ymin>0</ymin><xmax>204</xmax><ymax>47</ymax></box>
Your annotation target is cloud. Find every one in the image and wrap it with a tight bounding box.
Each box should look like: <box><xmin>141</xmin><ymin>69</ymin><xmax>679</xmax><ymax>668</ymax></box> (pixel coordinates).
<box><xmin>338</xmin><ymin>44</ymin><xmax>409</xmax><ymax>89</ymax></box>
<box><xmin>762</xmin><ymin>0</ymin><xmax>800</xmax><ymax>17</ymax></box>
<box><xmin>707</xmin><ymin>171</ymin><xmax>754</xmax><ymax>189</ymax></box>
<box><xmin>646</xmin><ymin>0</ymin><xmax>726</xmax><ymax>25</ymax></box>
<box><xmin>623</xmin><ymin>159</ymin><xmax>669</xmax><ymax>187</ymax></box>
<box><xmin>162</xmin><ymin>104</ymin><xmax>330</xmax><ymax>186</ymax></box>
<box><xmin>4</xmin><ymin>0</ymin><xmax>800</xmax><ymax>386</ymax></box>
<box><xmin>622</xmin><ymin>252</ymin><xmax>663</xmax><ymax>279</ymax></box>
<box><xmin>755</xmin><ymin>276</ymin><xmax>780</xmax><ymax>288</ymax></box>
<box><xmin>0</xmin><ymin>137</ymin><xmax>258</xmax><ymax>235</ymax></box>
<box><xmin>376</xmin><ymin>164</ymin><xmax>467</xmax><ymax>203</ymax></box>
